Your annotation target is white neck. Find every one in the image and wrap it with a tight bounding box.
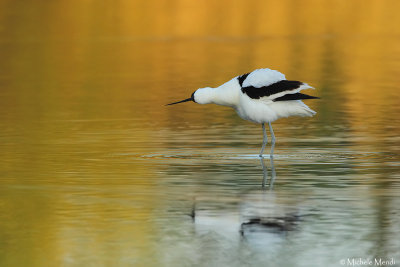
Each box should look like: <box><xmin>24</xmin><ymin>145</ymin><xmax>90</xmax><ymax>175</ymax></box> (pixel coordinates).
<box><xmin>194</xmin><ymin>78</ymin><xmax>240</xmax><ymax>108</ymax></box>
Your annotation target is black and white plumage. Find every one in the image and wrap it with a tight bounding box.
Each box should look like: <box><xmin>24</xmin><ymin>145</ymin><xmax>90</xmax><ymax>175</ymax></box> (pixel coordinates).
<box><xmin>167</xmin><ymin>68</ymin><xmax>319</xmax><ymax>157</ymax></box>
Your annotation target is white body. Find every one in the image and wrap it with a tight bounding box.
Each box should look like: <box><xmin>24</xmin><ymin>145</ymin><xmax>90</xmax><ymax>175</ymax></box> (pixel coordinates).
<box><xmin>193</xmin><ymin>68</ymin><xmax>316</xmax><ymax>124</ymax></box>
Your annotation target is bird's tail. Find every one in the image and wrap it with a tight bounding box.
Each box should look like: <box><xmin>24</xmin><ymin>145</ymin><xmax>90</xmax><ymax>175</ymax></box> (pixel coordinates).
<box><xmin>299</xmin><ymin>101</ymin><xmax>316</xmax><ymax>117</ymax></box>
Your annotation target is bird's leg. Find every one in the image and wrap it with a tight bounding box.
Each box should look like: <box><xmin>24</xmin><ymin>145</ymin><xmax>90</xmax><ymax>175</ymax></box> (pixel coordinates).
<box><xmin>268</xmin><ymin>122</ymin><xmax>276</xmax><ymax>158</ymax></box>
<box><xmin>259</xmin><ymin>123</ymin><xmax>268</xmax><ymax>157</ymax></box>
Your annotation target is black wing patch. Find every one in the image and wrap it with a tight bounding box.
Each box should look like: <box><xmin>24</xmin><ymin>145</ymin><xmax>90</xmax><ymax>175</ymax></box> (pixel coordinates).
<box><xmin>237</xmin><ymin>72</ymin><xmax>250</xmax><ymax>87</ymax></box>
<box><xmin>241</xmin><ymin>80</ymin><xmax>303</xmax><ymax>99</ymax></box>
<box><xmin>273</xmin><ymin>93</ymin><xmax>319</xmax><ymax>102</ymax></box>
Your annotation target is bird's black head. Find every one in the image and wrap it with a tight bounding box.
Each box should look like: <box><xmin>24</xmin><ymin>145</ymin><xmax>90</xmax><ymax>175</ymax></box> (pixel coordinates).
<box><xmin>166</xmin><ymin>91</ymin><xmax>196</xmax><ymax>106</ymax></box>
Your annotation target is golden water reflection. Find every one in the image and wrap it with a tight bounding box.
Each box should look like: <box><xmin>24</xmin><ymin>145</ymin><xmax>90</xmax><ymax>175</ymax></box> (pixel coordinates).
<box><xmin>0</xmin><ymin>0</ymin><xmax>399</xmax><ymax>266</ymax></box>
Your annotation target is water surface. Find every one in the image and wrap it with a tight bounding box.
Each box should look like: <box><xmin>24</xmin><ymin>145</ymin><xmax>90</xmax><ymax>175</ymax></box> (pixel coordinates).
<box><xmin>0</xmin><ymin>0</ymin><xmax>399</xmax><ymax>266</ymax></box>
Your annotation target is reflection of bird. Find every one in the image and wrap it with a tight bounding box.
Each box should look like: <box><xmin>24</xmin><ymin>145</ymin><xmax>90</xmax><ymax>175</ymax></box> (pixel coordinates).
<box><xmin>167</xmin><ymin>68</ymin><xmax>319</xmax><ymax>157</ymax></box>
<box><xmin>240</xmin><ymin>214</ymin><xmax>302</xmax><ymax>235</ymax></box>
<box><xmin>260</xmin><ymin>156</ymin><xmax>276</xmax><ymax>188</ymax></box>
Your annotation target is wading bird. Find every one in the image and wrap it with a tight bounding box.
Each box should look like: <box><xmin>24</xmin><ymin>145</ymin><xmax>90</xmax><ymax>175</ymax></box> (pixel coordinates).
<box><xmin>167</xmin><ymin>68</ymin><xmax>319</xmax><ymax>157</ymax></box>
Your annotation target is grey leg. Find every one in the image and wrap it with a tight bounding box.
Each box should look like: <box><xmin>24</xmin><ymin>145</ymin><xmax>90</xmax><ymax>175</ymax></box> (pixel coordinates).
<box><xmin>268</xmin><ymin>122</ymin><xmax>276</xmax><ymax>157</ymax></box>
<box><xmin>259</xmin><ymin>123</ymin><xmax>268</xmax><ymax>157</ymax></box>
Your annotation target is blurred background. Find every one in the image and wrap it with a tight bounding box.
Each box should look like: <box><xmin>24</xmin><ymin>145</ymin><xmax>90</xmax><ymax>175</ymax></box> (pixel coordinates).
<box><xmin>0</xmin><ymin>0</ymin><xmax>399</xmax><ymax>266</ymax></box>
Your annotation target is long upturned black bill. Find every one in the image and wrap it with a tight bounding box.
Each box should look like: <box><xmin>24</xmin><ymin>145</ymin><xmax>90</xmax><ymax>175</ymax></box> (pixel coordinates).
<box><xmin>166</xmin><ymin>97</ymin><xmax>193</xmax><ymax>106</ymax></box>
